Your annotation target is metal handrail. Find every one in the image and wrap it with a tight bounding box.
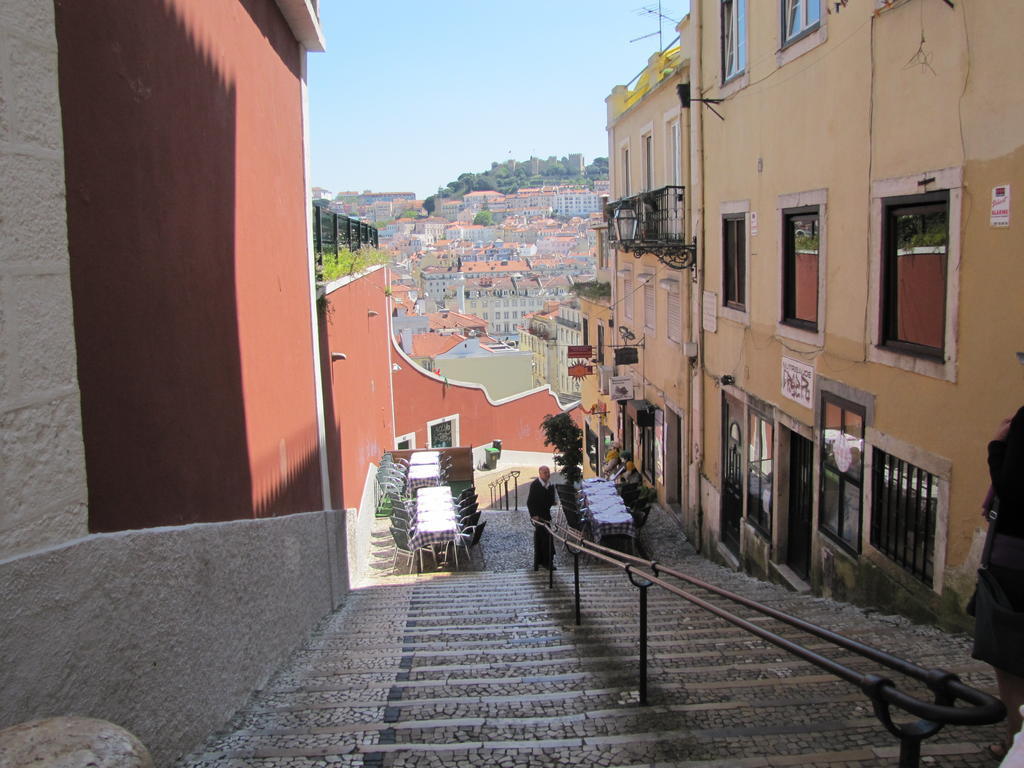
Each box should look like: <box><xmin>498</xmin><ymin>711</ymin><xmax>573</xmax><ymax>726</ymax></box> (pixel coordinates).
<box><xmin>536</xmin><ymin>520</ymin><xmax>1005</xmax><ymax>768</ymax></box>
<box><xmin>487</xmin><ymin>470</ymin><xmax>520</xmax><ymax>510</ymax></box>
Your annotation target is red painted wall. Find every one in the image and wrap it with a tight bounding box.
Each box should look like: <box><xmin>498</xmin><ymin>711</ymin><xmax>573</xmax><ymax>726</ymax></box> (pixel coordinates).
<box><xmin>391</xmin><ymin>347</ymin><xmax>568</xmax><ymax>453</ymax></box>
<box><xmin>56</xmin><ymin>0</ymin><xmax>322</xmax><ymax>530</ymax></box>
<box><xmin>321</xmin><ymin>268</ymin><xmax>396</xmax><ymax>508</ymax></box>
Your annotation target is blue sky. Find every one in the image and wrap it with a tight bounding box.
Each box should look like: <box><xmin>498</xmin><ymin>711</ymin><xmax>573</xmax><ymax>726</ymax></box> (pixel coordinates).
<box><xmin>307</xmin><ymin>1</ymin><xmax>690</xmax><ymax>200</ymax></box>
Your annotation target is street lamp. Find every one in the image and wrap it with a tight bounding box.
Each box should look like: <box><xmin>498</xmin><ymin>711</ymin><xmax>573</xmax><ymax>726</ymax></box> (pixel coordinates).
<box><xmin>612</xmin><ymin>203</ymin><xmax>638</xmax><ymax>243</ymax></box>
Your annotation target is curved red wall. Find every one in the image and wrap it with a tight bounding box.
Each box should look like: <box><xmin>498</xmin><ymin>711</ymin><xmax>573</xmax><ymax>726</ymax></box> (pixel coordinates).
<box><xmin>390</xmin><ymin>346</ymin><xmax>568</xmax><ymax>453</ymax></box>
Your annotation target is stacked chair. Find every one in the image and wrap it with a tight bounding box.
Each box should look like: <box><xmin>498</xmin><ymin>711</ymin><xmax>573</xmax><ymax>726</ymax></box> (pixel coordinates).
<box><xmin>556</xmin><ymin>484</ymin><xmax>583</xmax><ymax>531</ymax></box>
<box><xmin>447</xmin><ymin>488</ymin><xmax>485</xmax><ymax>569</ymax></box>
<box><xmin>619</xmin><ymin>482</ymin><xmax>652</xmax><ymax>530</ymax></box>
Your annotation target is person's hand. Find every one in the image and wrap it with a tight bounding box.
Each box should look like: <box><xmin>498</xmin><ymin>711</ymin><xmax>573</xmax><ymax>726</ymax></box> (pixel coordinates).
<box><xmin>994</xmin><ymin>416</ymin><xmax>1013</xmax><ymax>442</ymax></box>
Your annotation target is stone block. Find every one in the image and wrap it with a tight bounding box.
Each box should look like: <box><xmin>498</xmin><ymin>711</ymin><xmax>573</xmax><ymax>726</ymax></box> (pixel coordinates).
<box><xmin>0</xmin><ymin>396</ymin><xmax>87</xmax><ymax>530</ymax></box>
<box><xmin>0</xmin><ymin>280</ymin><xmax>7</xmax><ymax>403</ymax></box>
<box><xmin>0</xmin><ymin>3</ymin><xmax>57</xmax><ymax>42</ymax></box>
<box><xmin>0</xmin><ymin>498</ymin><xmax>87</xmax><ymax>561</ymax></box>
<box><xmin>8</xmin><ymin>34</ymin><xmax>63</xmax><ymax>151</ymax></box>
<box><xmin>0</xmin><ymin>152</ymin><xmax>69</xmax><ymax>262</ymax></box>
<box><xmin>0</xmin><ymin>717</ymin><xmax>153</xmax><ymax>767</ymax></box>
<box><xmin>10</xmin><ymin>273</ymin><xmax>79</xmax><ymax>396</ymax></box>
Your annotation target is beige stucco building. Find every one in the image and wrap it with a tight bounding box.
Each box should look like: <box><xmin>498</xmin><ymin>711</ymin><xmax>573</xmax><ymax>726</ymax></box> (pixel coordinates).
<box><xmin>604</xmin><ymin>0</ymin><xmax>1024</xmax><ymax>630</ymax></box>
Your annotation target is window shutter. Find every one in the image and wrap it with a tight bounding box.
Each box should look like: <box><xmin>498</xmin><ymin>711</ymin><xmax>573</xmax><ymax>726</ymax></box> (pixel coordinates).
<box><xmin>644</xmin><ymin>281</ymin><xmax>655</xmax><ymax>329</ymax></box>
<box><xmin>667</xmin><ymin>290</ymin><xmax>681</xmax><ymax>342</ymax></box>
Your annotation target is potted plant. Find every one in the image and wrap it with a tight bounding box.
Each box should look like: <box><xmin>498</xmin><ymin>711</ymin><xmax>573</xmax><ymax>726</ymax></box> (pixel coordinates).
<box><xmin>540</xmin><ymin>413</ymin><xmax>583</xmax><ymax>487</ymax></box>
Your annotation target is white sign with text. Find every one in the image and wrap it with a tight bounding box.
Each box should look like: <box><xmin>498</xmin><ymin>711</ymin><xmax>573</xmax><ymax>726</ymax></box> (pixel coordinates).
<box><xmin>781</xmin><ymin>357</ymin><xmax>814</xmax><ymax>409</ymax></box>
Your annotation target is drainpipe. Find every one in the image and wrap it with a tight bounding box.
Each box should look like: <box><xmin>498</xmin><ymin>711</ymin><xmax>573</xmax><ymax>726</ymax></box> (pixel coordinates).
<box><xmin>299</xmin><ymin>52</ymin><xmax>333</xmax><ymax>510</ymax></box>
<box><xmin>688</xmin><ymin>1</ymin><xmax>706</xmax><ymax>553</ymax></box>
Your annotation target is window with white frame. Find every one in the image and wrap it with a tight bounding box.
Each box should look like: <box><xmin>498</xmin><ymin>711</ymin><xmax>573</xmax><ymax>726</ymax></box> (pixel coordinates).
<box><xmin>670</xmin><ymin>121</ymin><xmax>681</xmax><ymax>186</ymax></box>
<box><xmin>622</xmin><ymin>147</ymin><xmax>632</xmax><ymax>197</ymax></box>
<box><xmin>643</xmin><ymin>134</ymin><xmax>654</xmax><ymax>192</ymax></box>
<box><xmin>427</xmin><ymin>415</ymin><xmax>459</xmax><ymax>448</ymax></box>
<box><xmin>782</xmin><ymin>0</ymin><xmax>820</xmax><ymax>45</ymax></box>
<box><xmin>643</xmin><ymin>275</ymin><xmax>655</xmax><ymax>330</ymax></box>
<box><xmin>722</xmin><ymin>0</ymin><xmax>747</xmax><ymax>82</ymax></box>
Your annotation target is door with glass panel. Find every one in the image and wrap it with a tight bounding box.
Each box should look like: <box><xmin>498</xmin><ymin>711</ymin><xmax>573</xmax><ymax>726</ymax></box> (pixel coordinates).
<box><xmin>721</xmin><ymin>396</ymin><xmax>743</xmax><ymax>555</ymax></box>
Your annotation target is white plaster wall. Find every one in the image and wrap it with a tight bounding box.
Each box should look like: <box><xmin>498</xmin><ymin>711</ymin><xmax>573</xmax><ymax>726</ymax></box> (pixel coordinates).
<box><xmin>0</xmin><ymin>508</ymin><xmax>349</xmax><ymax>767</ymax></box>
<box><xmin>0</xmin><ymin>1</ymin><xmax>89</xmax><ymax>559</ymax></box>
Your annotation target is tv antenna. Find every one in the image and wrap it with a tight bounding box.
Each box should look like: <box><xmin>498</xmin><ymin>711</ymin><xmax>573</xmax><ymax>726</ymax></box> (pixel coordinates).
<box><xmin>630</xmin><ymin>2</ymin><xmax>676</xmax><ymax>51</ymax></box>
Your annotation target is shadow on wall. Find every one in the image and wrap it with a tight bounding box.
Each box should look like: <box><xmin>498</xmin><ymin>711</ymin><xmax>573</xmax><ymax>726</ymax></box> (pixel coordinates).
<box><xmin>57</xmin><ymin>0</ymin><xmax>253</xmax><ymax>529</ymax></box>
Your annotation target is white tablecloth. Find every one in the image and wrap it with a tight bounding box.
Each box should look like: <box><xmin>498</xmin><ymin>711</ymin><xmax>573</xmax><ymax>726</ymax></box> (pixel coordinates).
<box><xmin>408</xmin><ymin>463</ymin><xmax>441</xmax><ymax>491</ymax></box>
<box><xmin>409</xmin><ymin>451</ymin><xmax>441</xmax><ymax>466</ymax></box>
<box><xmin>580</xmin><ymin>480</ymin><xmax>636</xmax><ymax>540</ymax></box>
<box><xmin>411</xmin><ymin>485</ymin><xmax>458</xmax><ymax>551</ymax></box>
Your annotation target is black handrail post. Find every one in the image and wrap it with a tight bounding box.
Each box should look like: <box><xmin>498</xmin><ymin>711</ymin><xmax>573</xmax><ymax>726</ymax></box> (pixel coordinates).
<box><xmin>899</xmin><ymin>737</ymin><xmax>921</xmax><ymax>768</ymax></box>
<box><xmin>639</xmin><ymin>581</ymin><xmax>649</xmax><ymax>706</ymax></box>
<box><xmin>625</xmin><ymin>566</ymin><xmax>653</xmax><ymax>707</ymax></box>
<box><xmin>573</xmin><ymin>549</ymin><xmax>581</xmax><ymax>625</ymax></box>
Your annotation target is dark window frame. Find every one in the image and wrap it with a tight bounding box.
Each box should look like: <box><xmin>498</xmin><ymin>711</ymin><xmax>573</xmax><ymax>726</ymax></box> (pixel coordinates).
<box><xmin>870</xmin><ymin>448</ymin><xmax>938</xmax><ymax>587</ymax></box>
<box><xmin>723</xmin><ymin>214</ymin><xmax>747</xmax><ymax>311</ymax></box>
<box><xmin>782</xmin><ymin>206</ymin><xmax>820</xmax><ymax>331</ymax></box>
<box><xmin>818</xmin><ymin>393</ymin><xmax>865</xmax><ymax>555</ymax></box>
<box><xmin>880</xmin><ymin>190</ymin><xmax>949</xmax><ymax>360</ymax></box>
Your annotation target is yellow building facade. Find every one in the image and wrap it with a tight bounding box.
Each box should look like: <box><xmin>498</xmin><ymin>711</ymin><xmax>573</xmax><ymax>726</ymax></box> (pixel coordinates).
<box><xmin>605</xmin><ymin>0</ymin><xmax>1024</xmax><ymax>629</ymax></box>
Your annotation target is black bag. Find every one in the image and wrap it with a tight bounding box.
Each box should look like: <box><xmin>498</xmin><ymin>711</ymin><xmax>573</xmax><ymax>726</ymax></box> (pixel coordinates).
<box><xmin>970</xmin><ymin>566</ymin><xmax>1024</xmax><ymax>677</ymax></box>
<box><xmin>969</xmin><ymin>500</ymin><xmax>1024</xmax><ymax>676</ymax></box>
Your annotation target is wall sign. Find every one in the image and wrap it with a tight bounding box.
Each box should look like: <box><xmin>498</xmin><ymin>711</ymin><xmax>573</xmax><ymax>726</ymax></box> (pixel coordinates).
<box><xmin>609</xmin><ymin>375</ymin><xmax>635</xmax><ymax>401</ymax></box>
<box><xmin>781</xmin><ymin>357</ymin><xmax>814</xmax><ymax>409</ymax></box>
<box><xmin>992</xmin><ymin>185</ymin><xmax>1010</xmax><ymax>228</ymax></box>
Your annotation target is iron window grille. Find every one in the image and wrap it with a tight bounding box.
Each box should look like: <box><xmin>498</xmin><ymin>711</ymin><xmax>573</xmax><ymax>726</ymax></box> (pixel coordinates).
<box><xmin>871</xmin><ymin>449</ymin><xmax>938</xmax><ymax>586</ymax></box>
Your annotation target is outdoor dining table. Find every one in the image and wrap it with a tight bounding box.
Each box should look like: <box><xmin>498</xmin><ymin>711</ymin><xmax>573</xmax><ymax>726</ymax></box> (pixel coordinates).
<box><xmin>579</xmin><ymin>479</ymin><xmax>637</xmax><ymax>543</ymax></box>
<box><xmin>409</xmin><ymin>485</ymin><xmax>460</xmax><ymax>561</ymax></box>
<box><xmin>407</xmin><ymin>462</ymin><xmax>442</xmax><ymax>492</ymax></box>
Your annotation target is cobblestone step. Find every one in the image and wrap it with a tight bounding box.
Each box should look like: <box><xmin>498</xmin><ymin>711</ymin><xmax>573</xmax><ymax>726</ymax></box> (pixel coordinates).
<box><xmin>183</xmin><ymin>723</ymin><xmax>995</xmax><ymax>768</ymax></box>
<box><xmin>177</xmin><ymin>505</ymin><xmax>1003</xmax><ymax>768</ymax></box>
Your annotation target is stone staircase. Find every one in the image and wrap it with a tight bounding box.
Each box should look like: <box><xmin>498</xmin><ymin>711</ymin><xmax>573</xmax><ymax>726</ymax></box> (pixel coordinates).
<box><xmin>178</xmin><ymin>536</ymin><xmax>1004</xmax><ymax>768</ymax></box>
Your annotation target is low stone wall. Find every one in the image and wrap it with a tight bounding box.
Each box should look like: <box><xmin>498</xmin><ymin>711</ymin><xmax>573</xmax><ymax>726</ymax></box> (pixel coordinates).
<box><xmin>0</xmin><ymin>509</ymin><xmax>348</xmax><ymax>767</ymax></box>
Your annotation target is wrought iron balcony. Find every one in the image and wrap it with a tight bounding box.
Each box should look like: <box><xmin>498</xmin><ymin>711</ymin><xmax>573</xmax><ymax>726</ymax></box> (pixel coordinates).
<box><xmin>605</xmin><ymin>185</ymin><xmax>696</xmax><ymax>270</ymax></box>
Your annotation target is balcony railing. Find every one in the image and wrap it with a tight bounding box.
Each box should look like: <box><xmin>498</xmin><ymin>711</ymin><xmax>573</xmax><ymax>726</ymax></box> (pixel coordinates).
<box><xmin>605</xmin><ymin>185</ymin><xmax>696</xmax><ymax>270</ymax></box>
<box><xmin>312</xmin><ymin>203</ymin><xmax>379</xmax><ymax>259</ymax></box>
